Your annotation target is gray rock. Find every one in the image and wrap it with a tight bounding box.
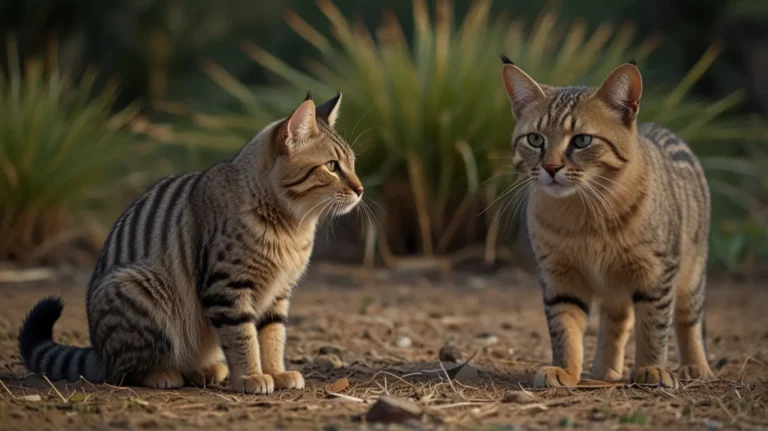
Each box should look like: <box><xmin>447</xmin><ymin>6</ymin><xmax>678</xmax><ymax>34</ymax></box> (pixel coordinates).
<box><xmin>439</xmin><ymin>344</ymin><xmax>462</xmax><ymax>363</ymax></box>
<box><xmin>451</xmin><ymin>364</ymin><xmax>479</xmax><ymax>384</ymax></box>
<box><xmin>502</xmin><ymin>391</ymin><xmax>537</xmax><ymax>404</ymax></box>
<box><xmin>365</xmin><ymin>396</ymin><xmax>423</xmax><ymax>424</ymax></box>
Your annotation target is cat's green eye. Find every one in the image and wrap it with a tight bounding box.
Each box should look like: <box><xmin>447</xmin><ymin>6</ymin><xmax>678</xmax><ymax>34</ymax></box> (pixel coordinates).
<box><xmin>572</xmin><ymin>134</ymin><xmax>593</xmax><ymax>149</ymax></box>
<box><xmin>526</xmin><ymin>133</ymin><xmax>545</xmax><ymax>148</ymax></box>
<box><xmin>325</xmin><ymin>160</ymin><xmax>340</xmax><ymax>172</ymax></box>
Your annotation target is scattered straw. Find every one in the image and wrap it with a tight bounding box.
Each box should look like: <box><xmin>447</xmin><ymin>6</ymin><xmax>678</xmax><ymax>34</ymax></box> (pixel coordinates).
<box><xmin>0</xmin><ymin>379</ymin><xmax>13</xmax><ymax>398</ymax></box>
<box><xmin>42</xmin><ymin>375</ymin><xmax>68</xmax><ymax>403</ymax></box>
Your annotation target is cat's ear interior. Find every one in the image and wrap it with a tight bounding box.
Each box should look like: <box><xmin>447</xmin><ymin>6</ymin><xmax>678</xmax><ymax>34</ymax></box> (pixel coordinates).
<box><xmin>316</xmin><ymin>92</ymin><xmax>342</xmax><ymax>128</ymax></box>
<box><xmin>501</xmin><ymin>62</ymin><xmax>547</xmax><ymax>120</ymax></box>
<box><xmin>276</xmin><ymin>98</ymin><xmax>319</xmax><ymax>153</ymax></box>
<box><xmin>287</xmin><ymin>98</ymin><xmax>318</xmax><ymax>138</ymax></box>
<box><xmin>591</xmin><ymin>63</ymin><xmax>643</xmax><ymax>126</ymax></box>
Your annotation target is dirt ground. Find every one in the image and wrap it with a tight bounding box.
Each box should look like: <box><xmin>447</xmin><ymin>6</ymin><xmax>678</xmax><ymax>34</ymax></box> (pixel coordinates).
<box><xmin>0</xmin><ymin>266</ymin><xmax>766</xmax><ymax>431</ymax></box>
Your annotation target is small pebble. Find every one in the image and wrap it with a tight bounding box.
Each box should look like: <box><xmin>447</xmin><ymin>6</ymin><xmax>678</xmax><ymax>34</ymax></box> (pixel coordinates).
<box><xmin>439</xmin><ymin>344</ymin><xmax>462</xmax><ymax>362</ymax></box>
<box><xmin>318</xmin><ymin>345</ymin><xmax>344</xmax><ymax>357</ymax></box>
<box><xmin>468</xmin><ymin>277</ymin><xmax>486</xmax><ymax>290</ymax></box>
<box><xmin>474</xmin><ymin>332</ymin><xmax>499</xmax><ymax>347</ymax></box>
<box><xmin>395</xmin><ymin>336</ymin><xmax>412</xmax><ymax>348</ymax></box>
<box><xmin>703</xmin><ymin>419</ymin><xmax>723</xmax><ymax>430</ymax></box>
<box><xmin>314</xmin><ymin>353</ymin><xmax>344</xmax><ymax>370</ymax></box>
<box><xmin>713</xmin><ymin>356</ymin><xmax>728</xmax><ymax>371</ymax></box>
<box><xmin>502</xmin><ymin>391</ymin><xmax>536</xmax><ymax>404</ymax></box>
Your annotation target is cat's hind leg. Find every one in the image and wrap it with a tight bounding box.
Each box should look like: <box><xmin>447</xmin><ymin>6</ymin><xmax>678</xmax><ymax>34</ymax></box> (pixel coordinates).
<box><xmin>674</xmin><ymin>256</ymin><xmax>713</xmax><ymax>381</ymax></box>
<box><xmin>89</xmin><ymin>265</ymin><xmax>183</xmax><ymax>388</ymax></box>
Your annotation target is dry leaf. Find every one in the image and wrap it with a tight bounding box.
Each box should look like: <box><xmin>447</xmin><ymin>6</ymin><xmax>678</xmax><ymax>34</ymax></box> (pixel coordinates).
<box><xmin>327</xmin><ymin>377</ymin><xmax>349</xmax><ymax>393</ymax></box>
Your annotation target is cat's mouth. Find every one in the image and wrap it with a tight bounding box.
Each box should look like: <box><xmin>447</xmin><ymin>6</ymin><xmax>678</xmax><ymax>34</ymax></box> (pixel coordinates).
<box><xmin>538</xmin><ymin>177</ymin><xmax>576</xmax><ymax>198</ymax></box>
<box><xmin>336</xmin><ymin>196</ymin><xmax>362</xmax><ymax>215</ymax></box>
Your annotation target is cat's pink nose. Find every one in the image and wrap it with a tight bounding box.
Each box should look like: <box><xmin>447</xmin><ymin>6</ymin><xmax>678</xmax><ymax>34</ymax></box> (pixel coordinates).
<box><xmin>542</xmin><ymin>164</ymin><xmax>564</xmax><ymax>177</ymax></box>
<box><xmin>353</xmin><ymin>185</ymin><xmax>364</xmax><ymax>196</ymax></box>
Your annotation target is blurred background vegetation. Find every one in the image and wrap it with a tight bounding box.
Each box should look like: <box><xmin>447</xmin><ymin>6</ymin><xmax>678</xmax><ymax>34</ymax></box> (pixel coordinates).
<box><xmin>1</xmin><ymin>0</ymin><xmax>767</xmax><ymax>275</ymax></box>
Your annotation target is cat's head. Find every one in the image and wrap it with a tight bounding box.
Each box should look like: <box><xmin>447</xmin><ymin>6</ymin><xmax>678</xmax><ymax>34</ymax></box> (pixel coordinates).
<box><xmin>271</xmin><ymin>93</ymin><xmax>363</xmax><ymax>220</ymax></box>
<box><xmin>501</xmin><ymin>57</ymin><xmax>642</xmax><ymax>199</ymax></box>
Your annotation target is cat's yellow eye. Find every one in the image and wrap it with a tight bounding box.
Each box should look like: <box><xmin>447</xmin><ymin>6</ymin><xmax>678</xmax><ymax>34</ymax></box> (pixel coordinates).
<box><xmin>325</xmin><ymin>161</ymin><xmax>340</xmax><ymax>172</ymax></box>
<box><xmin>572</xmin><ymin>134</ymin><xmax>593</xmax><ymax>149</ymax></box>
<box><xmin>526</xmin><ymin>133</ymin><xmax>545</xmax><ymax>148</ymax></box>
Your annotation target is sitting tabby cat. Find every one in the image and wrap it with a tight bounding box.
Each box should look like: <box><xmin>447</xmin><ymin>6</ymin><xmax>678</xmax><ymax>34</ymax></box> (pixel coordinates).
<box><xmin>500</xmin><ymin>57</ymin><xmax>713</xmax><ymax>389</ymax></box>
<box><xmin>18</xmin><ymin>93</ymin><xmax>363</xmax><ymax>394</ymax></box>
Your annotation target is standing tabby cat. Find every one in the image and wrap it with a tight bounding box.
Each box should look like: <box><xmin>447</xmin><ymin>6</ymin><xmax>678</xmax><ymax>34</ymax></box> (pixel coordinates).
<box><xmin>18</xmin><ymin>93</ymin><xmax>363</xmax><ymax>394</ymax></box>
<box><xmin>500</xmin><ymin>57</ymin><xmax>713</xmax><ymax>388</ymax></box>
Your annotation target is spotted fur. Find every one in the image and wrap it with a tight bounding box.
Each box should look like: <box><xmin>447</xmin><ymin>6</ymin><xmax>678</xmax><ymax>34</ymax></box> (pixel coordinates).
<box><xmin>18</xmin><ymin>94</ymin><xmax>363</xmax><ymax>393</ymax></box>
<box><xmin>500</xmin><ymin>60</ymin><xmax>713</xmax><ymax>389</ymax></box>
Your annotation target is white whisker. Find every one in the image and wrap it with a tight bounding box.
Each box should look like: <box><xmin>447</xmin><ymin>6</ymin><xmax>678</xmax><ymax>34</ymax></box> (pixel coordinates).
<box><xmin>298</xmin><ymin>197</ymin><xmax>333</xmax><ymax>228</ymax></box>
<box><xmin>349</xmin><ymin>109</ymin><xmax>374</xmax><ymax>143</ymax></box>
<box><xmin>480</xmin><ymin>177</ymin><xmax>535</xmax><ymax>216</ymax></box>
<box><xmin>592</xmin><ymin>174</ymin><xmax>632</xmax><ymax>196</ymax></box>
<box><xmin>504</xmin><ymin>182</ymin><xmax>535</xmax><ymax>232</ymax></box>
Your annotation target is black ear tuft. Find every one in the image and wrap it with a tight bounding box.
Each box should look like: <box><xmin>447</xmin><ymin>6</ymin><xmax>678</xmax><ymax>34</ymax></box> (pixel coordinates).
<box><xmin>500</xmin><ymin>54</ymin><xmax>514</xmax><ymax>65</ymax></box>
<box><xmin>315</xmin><ymin>91</ymin><xmax>342</xmax><ymax>126</ymax></box>
<box><xmin>304</xmin><ymin>91</ymin><xmax>312</xmax><ymax>101</ymax></box>
<box><xmin>628</xmin><ymin>59</ymin><xmax>637</xmax><ymax>66</ymax></box>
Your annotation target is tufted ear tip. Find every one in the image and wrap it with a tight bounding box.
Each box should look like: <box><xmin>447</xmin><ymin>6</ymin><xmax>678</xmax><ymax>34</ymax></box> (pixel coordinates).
<box><xmin>304</xmin><ymin>91</ymin><xmax>312</xmax><ymax>101</ymax></box>
<box><xmin>592</xmin><ymin>63</ymin><xmax>643</xmax><ymax>127</ymax></box>
<box><xmin>628</xmin><ymin>59</ymin><xmax>637</xmax><ymax>66</ymax></box>
<box><xmin>501</xmin><ymin>62</ymin><xmax>546</xmax><ymax>120</ymax></box>
<box><xmin>315</xmin><ymin>91</ymin><xmax>343</xmax><ymax>128</ymax></box>
<box><xmin>500</xmin><ymin>54</ymin><xmax>514</xmax><ymax>65</ymax></box>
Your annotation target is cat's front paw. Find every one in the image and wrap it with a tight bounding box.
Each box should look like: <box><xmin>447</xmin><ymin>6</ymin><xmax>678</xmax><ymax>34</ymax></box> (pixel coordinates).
<box><xmin>590</xmin><ymin>365</ymin><xmax>623</xmax><ymax>382</ymax></box>
<box><xmin>186</xmin><ymin>362</ymin><xmax>229</xmax><ymax>387</ymax></box>
<box><xmin>139</xmin><ymin>370</ymin><xmax>185</xmax><ymax>389</ymax></box>
<box><xmin>272</xmin><ymin>371</ymin><xmax>305</xmax><ymax>390</ymax></box>
<box><xmin>677</xmin><ymin>364</ymin><xmax>714</xmax><ymax>381</ymax></box>
<box><xmin>534</xmin><ymin>366</ymin><xmax>579</xmax><ymax>388</ymax></box>
<box><xmin>631</xmin><ymin>365</ymin><xmax>679</xmax><ymax>389</ymax></box>
<box><xmin>231</xmin><ymin>373</ymin><xmax>274</xmax><ymax>394</ymax></box>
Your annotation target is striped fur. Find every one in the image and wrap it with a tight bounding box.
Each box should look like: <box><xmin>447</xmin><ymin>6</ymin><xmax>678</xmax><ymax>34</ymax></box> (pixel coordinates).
<box><xmin>18</xmin><ymin>94</ymin><xmax>363</xmax><ymax>393</ymax></box>
<box><xmin>501</xmin><ymin>61</ymin><xmax>712</xmax><ymax>389</ymax></box>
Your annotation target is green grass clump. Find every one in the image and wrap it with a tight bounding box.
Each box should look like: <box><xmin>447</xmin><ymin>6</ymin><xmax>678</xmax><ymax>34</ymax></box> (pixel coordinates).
<box><xmin>0</xmin><ymin>39</ymin><xmax>139</xmax><ymax>263</ymax></box>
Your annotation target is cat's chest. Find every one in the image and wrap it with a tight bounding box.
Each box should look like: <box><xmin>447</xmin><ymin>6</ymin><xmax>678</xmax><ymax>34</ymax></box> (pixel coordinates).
<box><xmin>567</xmin><ymin>235</ymin><xmax>656</xmax><ymax>289</ymax></box>
<box><xmin>241</xmin><ymin>216</ymin><xmax>315</xmax><ymax>283</ymax></box>
<box><xmin>536</xmin><ymin>233</ymin><xmax>655</xmax><ymax>288</ymax></box>
<box><xmin>266</xmin><ymin>237</ymin><xmax>314</xmax><ymax>285</ymax></box>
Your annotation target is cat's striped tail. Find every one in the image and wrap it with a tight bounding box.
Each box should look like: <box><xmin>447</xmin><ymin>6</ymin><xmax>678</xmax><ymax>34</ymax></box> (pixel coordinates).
<box><xmin>18</xmin><ymin>297</ymin><xmax>106</xmax><ymax>383</ymax></box>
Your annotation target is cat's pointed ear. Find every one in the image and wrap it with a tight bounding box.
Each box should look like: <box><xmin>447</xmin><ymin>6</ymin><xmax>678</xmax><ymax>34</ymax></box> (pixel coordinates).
<box><xmin>276</xmin><ymin>98</ymin><xmax>319</xmax><ymax>154</ymax></box>
<box><xmin>316</xmin><ymin>92</ymin><xmax>342</xmax><ymax>128</ymax></box>
<box><xmin>287</xmin><ymin>98</ymin><xmax>319</xmax><ymax>139</ymax></box>
<box><xmin>501</xmin><ymin>61</ymin><xmax>547</xmax><ymax>120</ymax></box>
<box><xmin>591</xmin><ymin>63</ymin><xmax>642</xmax><ymax>126</ymax></box>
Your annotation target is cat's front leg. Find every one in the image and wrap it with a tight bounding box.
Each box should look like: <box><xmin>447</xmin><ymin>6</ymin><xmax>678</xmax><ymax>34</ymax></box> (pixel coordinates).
<box><xmin>534</xmin><ymin>269</ymin><xmax>592</xmax><ymax>388</ymax></box>
<box><xmin>202</xmin><ymin>286</ymin><xmax>274</xmax><ymax>394</ymax></box>
<box><xmin>212</xmin><ymin>320</ymin><xmax>273</xmax><ymax>394</ymax></box>
<box><xmin>258</xmin><ymin>296</ymin><xmax>304</xmax><ymax>390</ymax></box>
<box><xmin>630</xmin><ymin>275</ymin><xmax>679</xmax><ymax>389</ymax></box>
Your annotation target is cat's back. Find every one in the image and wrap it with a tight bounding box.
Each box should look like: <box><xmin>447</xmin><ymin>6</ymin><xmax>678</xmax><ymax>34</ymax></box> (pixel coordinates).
<box><xmin>637</xmin><ymin>122</ymin><xmax>710</xmax><ymax>244</ymax></box>
<box><xmin>638</xmin><ymin>123</ymin><xmax>707</xmax><ymax>180</ymax></box>
<box><xmin>89</xmin><ymin>169</ymin><xmax>208</xmax><ymax>286</ymax></box>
